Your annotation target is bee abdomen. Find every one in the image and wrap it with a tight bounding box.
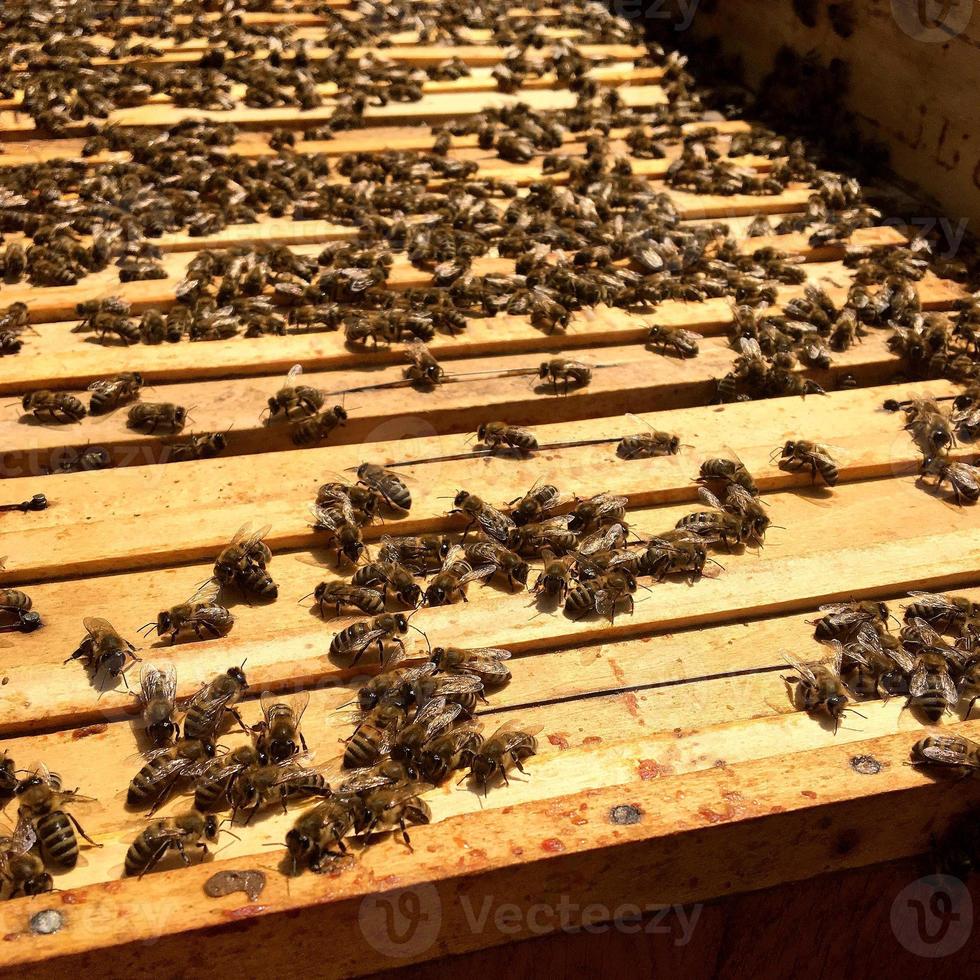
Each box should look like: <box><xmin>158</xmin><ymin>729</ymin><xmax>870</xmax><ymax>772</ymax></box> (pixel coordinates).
<box><xmin>124</xmin><ymin>831</ymin><xmax>159</xmax><ymax>877</ymax></box>
<box><xmin>564</xmin><ymin>586</ymin><xmax>596</xmax><ymax>617</ymax></box>
<box><xmin>37</xmin><ymin>811</ymin><xmax>78</xmax><ymax>869</ymax></box>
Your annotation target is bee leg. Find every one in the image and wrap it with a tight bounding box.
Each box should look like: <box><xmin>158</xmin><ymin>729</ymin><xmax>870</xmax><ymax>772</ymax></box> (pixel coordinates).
<box><xmin>398</xmin><ymin>821</ymin><xmax>414</xmax><ymax>852</ymax></box>
<box><xmin>138</xmin><ymin>842</ymin><xmax>173</xmax><ymax>879</ymax></box>
<box><xmin>64</xmin><ymin>811</ymin><xmax>101</xmax><ymax>848</ymax></box>
<box><xmin>966</xmin><ymin>696</ymin><xmax>979</xmax><ymax>720</ymax></box>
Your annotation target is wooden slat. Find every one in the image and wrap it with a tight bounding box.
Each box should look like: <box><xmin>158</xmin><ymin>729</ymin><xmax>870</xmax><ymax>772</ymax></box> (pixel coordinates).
<box><xmin>0</xmin><ymin>332</ymin><xmax>929</xmax><ymax>469</ymax></box>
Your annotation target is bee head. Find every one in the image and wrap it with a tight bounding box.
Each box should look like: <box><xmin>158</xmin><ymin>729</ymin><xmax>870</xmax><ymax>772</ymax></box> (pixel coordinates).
<box><xmin>149</xmin><ymin>719</ymin><xmax>176</xmax><ymax>744</ymax></box>
<box><xmin>476</xmin><ymin>424</ymin><xmax>487</xmax><ymax>440</ymax></box>
<box><xmin>453</xmin><ymin>490</ymin><xmax>468</xmax><ymax>507</ymax></box>
<box><xmin>228</xmin><ymin>665</ymin><xmax>248</xmax><ymax>689</ymax></box>
<box><xmin>212</xmin><ymin>433</ymin><xmax>228</xmax><ymax>451</ymax></box>
<box><xmin>20</xmin><ymin>394</ymin><xmax>31</xmax><ymax>410</ymax></box>
<box><xmin>157</xmin><ymin>611</ymin><xmax>172</xmax><ymax>633</ymax></box>
<box><xmin>174</xmin><ymin>407</ymin><xmax>187</xmax><ymax>426</ymax></box>
<box><xmin>538</xmin><ymin>363</ymin><xmax>549</xmax><ymax>379</ymax></box>
<box><xmin>424</xmin><ymin>584</ymin><xmax>447</xmax><ymax>607</ymax></box>
<box><xmin>333</xmin><ymin>405</ymin><xmax>348</xmax><ymax>422</ymax></box>
<box><xmin>393</xmin><ymin>613</ymin><xmax>409</xmax><ymax>633</ymax></box>
<box><xmin>204</xmin><ymin>815</ymin><xmax>219</xmax><ymax>841</ymax></box>
<box><xmin>18</xmin><ymin>611</ymin><xmax>42</xmax><ymax>632</ymax></box>
<box><xmin>25</xmin><ymin>873</ymin><xmax>53</xmax><ymax>896</ymax></box>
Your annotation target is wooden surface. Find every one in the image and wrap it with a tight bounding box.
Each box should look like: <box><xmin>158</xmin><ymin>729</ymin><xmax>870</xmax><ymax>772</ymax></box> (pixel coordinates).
<box><xmin>0</xmin><ymin>3</ymin><xmax>977</xmax><ymax>978</ymax></box>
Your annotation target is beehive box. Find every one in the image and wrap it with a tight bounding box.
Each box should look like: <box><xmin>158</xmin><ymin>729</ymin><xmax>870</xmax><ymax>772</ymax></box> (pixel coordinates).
<box><xmin>0</xmin><ymin>1</ymin><xmax>979</xmax><ymax>976</ymax></box>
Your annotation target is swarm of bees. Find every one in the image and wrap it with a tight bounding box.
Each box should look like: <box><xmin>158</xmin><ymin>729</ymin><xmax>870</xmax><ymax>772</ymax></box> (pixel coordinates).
<box><xmin>785</xmin><ymin>591</ymin><xmax>980</xmax><ymax>730</ymax></box>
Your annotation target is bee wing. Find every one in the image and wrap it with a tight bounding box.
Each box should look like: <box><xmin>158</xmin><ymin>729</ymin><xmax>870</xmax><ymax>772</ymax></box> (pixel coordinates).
<box><xmin>488</xmin><ymin>722</ymin><xmax>543</xmax><ymax>752</ymax></box>
<box><xmin>242</xmin><ymin>524</ymin><xmax>272</xmax><ymax>552</ymax></box>
<box><xmin>284</xmin><ymin>363</ymin><xmax>303</xmax><ymax>388</ymax></box>
<box><xmin>577</xmin><ymin>524</ymin><xmax>625</xmax><ymax>556</ymax></box>
<box><xmin>260</xmin><ymin>689</ymin><xmax>310</xmax><ymax>727</ymax></box>
<box><xmin>87</xmin><ymin>378</ymin><xmax>117</xmax><ymax>393</ymax></box>
<box><xmin>625</xmin><ymin>411</ymin><xmax>657</xmax><ymax>434</ymax></box>
<box><xmin>9</xmin><ymin>817</ymin><xmax>37</xmax><ymax>855</ymax></box>
<box><xmin>940</xmin><ymin>668</ymin><xmax>959</xmax><ymax>706</ymax></box>
<box><xmin>82</xmin><ymin>616</ymin><xmax>116</xmax><ymax>638</ymax></box>
<box><xmin>951</xmin><ymin>462</ymin><xmax>980</xmax><ymax>489</ymax></box>
<box><xmin>228</xmin><ymin>523</ymin><xmax>254</xmax><ymax>547</ymax></box>
<box><xmin>534</xmin><ymin>515</ymin><xmax>575</xmax><ymax>530</ymax></box>
<box><xmin>440</xmin><ymin>544</ymin><xmax>466</xmax><ymax>571</ymax></box>
<box><xmin>434</xmin><ymin>675</ymin><xmax>484</xmax><ymax>695</ymax></box>
<box><xmin>187</xmin><ymin>578</ymin><xmax>222</xmax><ymax>606</ymax></box>
<box><xmin>593</xmin><ymin>493</ymin><xmax>628</xmax><ymax>517</ymax></box>
<box><xmin>349</xmin><ymin>626</ymin><xmax>391</xmax><ymax>650</ymax></box>
<box><xmin>457</xmin><ymin>564</ymin><xmax>496</xmax><ymax>586</ymax></box>
<box><xmin>739</xmin><ymin>336</ymin><xmax>763</xmax><ymax>358</ymax></box>
<box><xmin>140</xmin><ymin>662</ymin><xmax>177</xmax><ymax>705</ymax></box>
<box><xmin>780</xmin><ymin>651</ymin><xmax>817</xmax><ymax>685</ymax></box>
<box><xmin>916</xmin><ymin>736</ymin><xmax>980</xmax><ymax>768</ymax></box>
<box><xmin>476</xmin><ymin>505</ymin><xmax>516</xmax><ymax>542</ymax></box>
<box><xmin>911</xmin><ymin>617</ymin><xmax>948</xmax><ymax>650</ymax></box>
<box><xmin>337</xmin><ymin>769</ymin><xmax>397</xmax><ymax>794</ymax></box>
<box><xmin>696</xmin><ymin>486</ymin><xmax>724</xmax><ymax>511</ymax></box>
<box><xmin>309</xmin><ymin>503</ymin><xmax>342</xmax><ymax>530</ymax></box>
<box><xmin>828</xmin><ymin>640</ymin><xmax>845</xmax><ymax>676</ymax></box>
<box><xmin>723</xmin><ymin>484</ymin><xmax>758</xmax><ymax>514</ymax></box>
<box><xmin>885</xmin><ymin>646</ymin><xmax>915</xmax><ymax>674</ymax></box>
<box><xmin>413</xmin><ymin>696</ymin><xmax>462</xmax><ymax>739</ymax></box>
<box><xmin>908</xmin><ymin>663</ymin><xmax>930</xmax><ymax>697</ymax></box>
<box><xmin>405</xmin><ymin>339</ymin><xmax>430</xmax><ymax>366</ymax></box>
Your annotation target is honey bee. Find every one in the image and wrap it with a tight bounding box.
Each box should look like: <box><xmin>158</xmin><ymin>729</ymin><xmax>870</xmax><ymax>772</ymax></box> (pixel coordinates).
<box><xmin>0</xmin><ymin>822</ymin><xmax>52</xmax><ymax>897</ymax></box>
<box><xmin>461</xmin><ymin>540</ymin><xmax>529</xmax><ymax>591</ymax></box>
<box><xmin>646</xmin><ymin>325</ymin><xmax>700</xmax><ymax>358</ymax></box>
<box><xmin>354</xmin><ymin>783</ymin><xmax>431</xmax><ymax>850</ymax></box>
<box><xmin>317</xmin><ymin>483</ymin><xmax>379</xmax><ymax>524</ymax></box>
<box><xmin>54</xmin><ymin>445</ymin><xmax>113</xmax><ymax>473</ymax></box>
<box><xmin>137</xmin><ymin>664</ymin><xmax>179</xmax><ymax>747</ymax></box>
<box><xmin>124</xmin><ymin>811</ymin><xmax>219</xmax><ymax>877</ymax></box>
<box><xmin>418</xmin><ymin>726</ymin><xmax>485</xmax><ymax>784</ymax></box>
<box><xmin>265</xmin><ymin>364</ymin><xmax>326</xmax><ymax>422</ymax></box>
<box><xmin>144</xmin><ymin>580</ymin><xmax>234</xmax><ymax>645</ymax></box>
<box><xmin>718</xmin><ymin>484</ymin><xmax>771</xmax><ymax>543</ymax></box>
<box><xmin>476</xmin><ymin>421</ymin><xmax>538</xmax><ymax>455</ymax></box>
<box><xmin>910</xmin><ymin>734</ymin><xmax>980</xmax><ymax>776</ymax></box>
<box><xmin>903</xmin><ymin>591</ymin><xmax>979</xmax><ymax>634</ymax></box>
<box><xmin>450</xmin><ymin>491</ymin><xmax>516</xmax><ymax>543</ymax></box>
<box><xmin>330</xmin><ymin>612</ymin><xmax>421</xmax><ymax>666</ymax></box>
<box><xmin>309</xmin><ymin>499</ymin><xmax>365</xmax><ymax>567</ymax></box>
<box><xmin>424</xmin><ymin>545</ymin><xmax>493</xmax><ymax>606</ymax></box>
<box><xmin>21</xmin><ymin>391</ymin><xmax>86</xmax><ymax>424</ymax></box>
<box><xmin>127</xmin><ymin>403</ymin><xmax>187</xmax><ymax>434</ymax></box>
<box><xmin>697</xmin><ymin>458</ymin><xmax>758</xmax><ymax>495</ymax></box>
<box><xmin>228</xmin><ymin>757</ymin><xmax>329</xmax><ymax>824</ymax></box>
<box><xmin>164</xmin><ymin>432</ymin><xmax>228</xmax><ymax>463</ymax></box>
<box><xmin>508</xmin><ymin>483</ymin><xmax>561</xmax><ymax>526</ymax></box>
<box><xmin>351</xmin><ymin>560</ymin><xmax>422</xmax><ymax>607</ymax></box>
<box><xmin>568</xmin><ymin>492</ymin><xmax>628</xmax><ymax>534</ymax></box>
<box><xmin>309</xmin><ymin>582</ymin><xmax>385</xmax><ymax>619</ymax></box>
<box><xmin>213</xmin><ymin>523</ymin><xmax>274</xmax><ymax>592</ymax></box>
<box><xmin>508</xmin><ymin>515</ymin><xmax>578</xmax><ymax>556</ymax></box>
<box><xmin>378</xmin><ymin>534</ymin><xmax>449</xmax><ymax>574</ymax></box>
<box><xmin>286</xmin><ymin>795</ymin><xmax>361</xmax><ymax>871</ymax></box>
<box><xmin>356</xmin><ymin>463</ymin><xmax>412</xmax><ymax>512</ymax></box>
<box><xmin>906</xmin><ymin>620</ymin><xmax>960</xmax><ymax>722</ymax></box>
<box><xmin>466</xmin><ymin>721</ymin><xmax>541</xmax><ymax>794</ymax></box>
<box><xmin>87</xmin><ymin>372</ymin><xmax>144</xmax><ymax>415</ymax></box>
<box><xmin>429</xmin><ymin>645</ymin><xmax>513</xmax><ymax>687</ymax></box>
<box><xmin>183</xmin><ymin>666</ymin><xmax>250</xmax><ymax>742</ymax></box>
<box><xmin>565</xmin><ymin>569</ymin><xmax>637</xmax><ymax>622</ymax></box>
<box><xmin>905</xmin><ymin>404</ymin><xmax>956</xmax><ymax>465</ymax></box>
<box><xmin>781</xmin><ymin>645</ymin><xmax>855</xmax><ymax>732</ymax></box>
<box><xmin>810</xmin><ymin>600</ymin><xmax>890</xmax><ymax>644</ymax></box>
<box><xmin>16</xmin><ymin>765</ymin><xmax>99</xmax><ymax>870</ymax></box>
<box><xmin>127</xmin><ymin>738</ymin><xmax>216</xmax><ymax>812</ymax></box>
<box><xmin>532</xmin><ymin>549</ymin><xmax>576</xmax><ymax>603</ymax></box>
<box><xmin>775</xmin><ymin>440</ymin><xmax>840</xmax><ymax>486</ymax></box>
<box><xmin>617</xmin><ymin>415</ymin><xmax>681</xmax><ymax>459</ymax></box>
<box><xmin>390</xmin><ymin>697</ymin><xmax>463</xmax><ymax>770</ymax></box>
<box><xmin>0</xmin><ymin>589</ymin><xmax>41</xmax><ymax>633</ymax></box>
<box><xmin>66</xmin><ymin>617</ymin><xmax>139</xmax><ymax>683</ymax></box>
<box><xmin>675</xmin><ymin>487</ymin><xmax>750</xmax><ymax>548</ymax></box>
<box><xmin>291</xmin><ymin>406</ymin><xmax>348</xmax><ymax>447</ymax></box>
<box><xmin>344</xmin><ymin>702</ymin><xmax>409</xmax><ymax>770</ymax></box>
<box><xmin>405</xmin><ymin>341</ymin><xmax>445</xmax><ymax>387</ymax></box>
<box><xmin>923</xmin><ymin>458</ymin><xmax>980</xmax><ymax>505</ymax></box>
<box><xmin>538</xmin><ymin>358</ymin><xmax>592</xmax><ymax>394</ymax></box>
<box><xmin>254</xmin><ymin>691</ymin><xmax>310</xmax><ymax>764</ymax></box>
<box><xmin>639</xmin><ymin>530</ymin><xmax>712</xmax><ymax>581</ymax></box>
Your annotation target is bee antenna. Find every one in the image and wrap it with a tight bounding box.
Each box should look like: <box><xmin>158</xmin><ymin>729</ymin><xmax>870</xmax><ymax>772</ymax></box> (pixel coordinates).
<box><xmin>297</xmin><ymin>591</ymin><xmax>316</xmax><ymax>604</ymax></box>
<box><xmin>137</xmin><ymin>621</ymin><xmax>158</xmax><ymax>636</ymax></box>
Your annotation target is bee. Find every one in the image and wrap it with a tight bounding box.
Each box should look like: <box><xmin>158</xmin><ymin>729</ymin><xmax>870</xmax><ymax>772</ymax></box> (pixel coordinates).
<box><xmin>910</xmin><ymin>734</ymin><xmax>980</xmax><ymax>776</ymax></box>
<box><xmin>0</xmin><ymin>589</ymin><xmax>41</xmax><ymax>633</ymax></box>
<box><xmin>776</xmin><ymin>440</ymin><xmax>840</xmax><ymax>486</ymax></box>
<box><xmin>639</xmin><ymin>530</ymin><xmax>712</xmax><ymax>581</ymax></box>
<box><xmin>646</xmin><ymin>325</ymin><xmax>699</xmax><ymax>358</ymax></box>
<box><xmin>164</xmin><ymin>432</ymin><xmax>228</xmax><ymax>463</ymax></box>
<box><xmin>400</xmin><ymin>667</ymin><xmax>485</xmax><ymax>717</ymax></box>
<box><xmin>87</xmin><ymin>372</ymin><xmax>144</xmax><ymax>415</ymax></box>
<box><xmin>16</xmin><ymin>765</ymin><xmax>99</xmax><ymax>871</ymax></box>
<box><xmin>675</xmin><ymin>487</ymin><xmax>750</xmax><ymax>548</ymax></box>
<box><xmin>286</xmin><ymin>796</ymin><xmax>361</xmax><ymax>871</ymax></box>
<box><xmin>290</xmin><ymin>406</ymin><xmax>349</xmax><ymax>446</ymax></box>
<box><xmin>354</xmin><ymin>662</ymin><xmax>435</xmax><ymax>714</ymax></box>
<box><xmin>475</xmin><ymin>421</ymin><xmax>538</xmax><ymax>455</ymax></box>
<box><xmin>466</xmin><ymin>721</ymin><xmax>541</xmax><ymax>794</ymax></box>
<box><xmin>351</xmin><ymin>560</ymin><xmax>422</xmax><ymax>607</ymax></box>
<box><xmin>565</xmin><ymin>569</ymin><xmax>638</xmax><ymax>623</ymax></box>
<box><xmin>538</xmin><ymin>358</ymin><xmax>592</xmax><ymax>394</ymax></box>
<box><xmin>127</xmin><ymin>403</ymin><xmax>187</xmax><ymax>434</ymax></box>
<box><xmin>309</xmin><ymin>499</ymin><xmax>365</xmax><ymax>567</ymax></box>
<box><xmin>509</xmin><ymin>515</ymin><xmax>578</xmax><ymax>557</ymax></box>
<box><xmin>317</xmin><ymin>483</ymin><xmax>379</xmax><ymax>524</ymax></box>
<box><xmin>697</xmin><ymin>458</ymin><xmax>758</xmax><ymax>495</ymax></box>
<box><xmin>192</xmin><ymin>744</ymin><xmax>262</xmax><ymax>814</ymax></box>
<box><xmin>461</xmin><ymin>540</ymin><xmax>529</xmax><ymax>591</ymax></box>
<box><xmin>390</xmin><ymin>697</ymin><xmax>463</xmax><ymax>770</ymax></box>
<box><xmin>956</xmin><ymin>654</ymin><xmax>980</xmax><ymax>719</ymax></box>
<box><xmin>781</xmin><ymin>645</ymin><xmax>854</xmax><ymax>732</ymax></box>
<box><xmin>265</xmin><ymin>364</ymin><xmax>326</xmax><ymax>422</ymax></box>
<box><xmin>810</xmin><ymin>600</ymin><xmax>890</xmax><ymax>644</ymax></box>
<box><xmin>354</xmin><ymin>783</ymin><xmax>431</xmax><ymax>850</ymax></box>
<box><xmin>905</xmin><ymin>405</ymin><xmax>956</xmax><ymax>465</ymax></box>
<box><xmin>617</xmin><ymin>419</ymin><xmax>681</xmax><ymax>459</ymax></box>
<box><xmin>356</xmin><ymin>463</ymin><xmax>411</xmax><ymax>512</ymax></box>
<box><xmin>213</xmin><ymin>523</ymin><xmax>273</xmax><ymax>591</ymax></box>
<box><xmin>124</xmin><ymin>811</ymin><xmax>219</xmax><ymax>878</ymax></box>
<box><xmin>65</xmin><ymin>617</ymin><xmax>139</xmax><ymax>683</ymax></box>
<box><xmin>405</xmin><ymin>341</ymin><xmax>445</xmax><ymax>387</ymax></box>
<box><xmin>308</xmin><ymin>582</ymin><xmax>385</xmax><ymax>619</ymax></box>
<box><xmin>532</xmin><ymin>549</ymin><xmax>576</xmax><ymax>603</ymax></box>
<box><xmin>424</xmin><ymin>545</ymin><xmax>493</xmax><ymax>606</ymax></box>
<box><xmin>903</xmin><ymin>591</ymin><xmax>979</xmax><ymax>634</ymax></box>
<box><xmin>137</xmin><ymin>664</ymin><xmax>179</xmax><ymax>747</ymax></box>
<box><xmin>718</xmin><ymin>484</ymin><xmax>771</xmax><ymax>543</ymax></box>
<box><xmin>906</xmin><ymin>619</ymin><xmax>960</xmax><ymax>722</ymax></box>
<box><xmin>429</xmin><ymin>645</ymin><xmax>513</xmax><ymax>687</ymax></box>
<box><xmin>418</xmin><ymin>725</ymin><xmax>485</xmax><ymax>784</ymax></box>
<box><xmin>127</xmin><ymin>738</ymin><xmax>216</xmax><ymax>812</ymax></box>
<box><xmin>378</xmin><ymin>534</ymin><xmax>449</xmax><ymax>574</ymax></box>
<box><xmin>508</xmin><ymin>483</ymin><xmax>561</xmax><ymax>526</ymax></box>
<box><xmin>21</xmin><ymin>391</ymin><xmax>86</xmax><ymax>424</ymax></box>
<box><xmin>253</xmin><ymin>692</ymin><xmax>310</xmax><ymax>764</ymax></box>
<box><xmin>0</xmin><ymin>822</ymin><xmax>52</xmax><ymax>897</ymax></box>
<box><xmin>568</xmin><ymin>492</ymin><xmax>628</xmax><ymax>534</ymax></box>
<box><xmin>345</xmin><ymin>703</ymin><xmax>409</xmax><ymax>772</ymax></box>
<box><xmin>330</xmin><ymin>612</ymin><xmax>420</xmax><ymax>666</ymax></box>
<box><xmin>228</xmin><ymin>757</ymin><xmax>328</xmax><ymax>824</ymax></box>
<box><xmin>55</xmin><ymin>445</ymin><xmax>113</xmax><ymax>473</ymax></box>
<box><xmin>183</xmin><ymin>666</ymin><xmax>250</xmax><ymax>742</ymax></box>
<box><xmin>450</xmin><ymin>490</ymin><xmax>516</xmax><ymax>543</ymax></box>
<box><xmin>923</xmin><ymin>458</ymin><xmax>980</xmax><ymax>505</ymax></box>
<box><xmin>143</xmin><ymin>580</ymin><xmax>234</xmax><ymax>645</ymax></box>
